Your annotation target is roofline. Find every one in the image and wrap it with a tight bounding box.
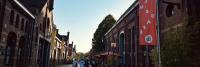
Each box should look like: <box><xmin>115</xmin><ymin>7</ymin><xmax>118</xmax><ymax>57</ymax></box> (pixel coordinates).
<box><xmin>14</xmin><ymin>0</ymin><xmax>35</xmax><ymax>19</ymax></box>
<box><xmin>105</xmin><ymin>1</ymin><xmax>138</xmax><ymax>36</ymax></box>
<box><xmin>56</xmin><ymin>36</ymin><xmax>62</xmax><ymax>42</ymax></box>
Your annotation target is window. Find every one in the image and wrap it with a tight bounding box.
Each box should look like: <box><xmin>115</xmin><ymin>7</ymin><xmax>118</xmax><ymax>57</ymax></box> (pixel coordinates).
<box><xmin>20</xmin><ymin>19</ymin><xmax>24</xmax><ymax>30</ymax></box>
<box><xmin>4</xmin><ymin>47</ymin><xmax>11</xmax><ymax>65</ymax></box>
<box><xmin>43</xmin><ymin>18</ymin><xmax>46</xmax><ymax>33</ymax></box>
<box><xmin>17</xmin><ymin>48</ymin><xmax>21</xmax><ymax>63</ymax></box>
<box><xmin>40</xmin><ymin>24</ymin><xmax>42</xmax><ymax>31</ymax></box>
<box><xmin>9</xmin><ymin>10</ymin><xmax>14</xmax><ymax>25</ymax></box>
<box><xmin>0</xmin><ymin>2</ymin><xmax>2</xmax><ymax>39</ymax></box>
<box><xmin>128</xmin><ymin>29</ymin><xmax>131</xmax><ymax>53</ymax></box>
<box><xmin>0</xmin><ymin>2</ymin><xmax>2</xmax><ymax>14</ymax></box>
<box><xmin>54</xmin><ymin>50</ymin><xmax>56</xmax><ymax>59</ymax></box>
<box><xmin>15</xmin><ymin>14</ymin><xmax>19</xmax><ymax>28</ymax></box>
<box><xmin>166</xmin><ymin>4</ymin><xmax>175</xmax><ymax>17</ymax></box>
<box><xmin>35</xmin><ymin>27</ymin><xmax>38</xmax><ymax>42</ymax></box>
<box><xmin>47</xmin><ymin>18</ymin><xmax>50</xmax><ymax>28</ymax></box>
<box><xmin>187</xmin><ymin>0</ymin><xmax>200</xmax><ymax>18</ymax></box>
<box><xmin>25</xmin><ymin>21</ymin><xmax>28</xmax><ymax>32</ymax></box>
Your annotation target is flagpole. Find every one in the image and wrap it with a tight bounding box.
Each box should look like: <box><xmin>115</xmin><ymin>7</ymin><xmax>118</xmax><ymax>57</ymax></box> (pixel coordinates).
<box><xmin>156</xmin><ymin>0</ymin><xmax>161</xmax><ymax>67</ymax></box>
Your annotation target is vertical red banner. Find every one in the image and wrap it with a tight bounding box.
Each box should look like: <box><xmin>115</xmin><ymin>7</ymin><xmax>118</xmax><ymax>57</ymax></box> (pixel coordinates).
<box><xmin>139</xmin><ymin>0</ymin><xmax>157</xmax><ymax>45</ymax></box>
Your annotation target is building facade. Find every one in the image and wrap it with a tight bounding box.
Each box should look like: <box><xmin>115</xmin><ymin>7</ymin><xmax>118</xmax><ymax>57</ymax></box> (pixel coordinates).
<box><xmin>50</xmin><ymin>27</ymin><xmax>70</xmax><ymax>66</ymax></box>
<box><xmin>104</xmin><ymin>0</ymin><xmax>200</xmax><ymax>67</ymax></box>
<box><xmin>0</xmin><ymin>0</ymin><xmax>35</xmax><ymax>67</ymax></box>
<box><xmin>28</xmin><ymin>0</ymin><xmax>54</xmax><ymax>67</ymax></box>
<box><xmin>0</xmin><ymin>0</ymin><xmax>56</xmax><ymax>67</ymax></box>
<box><xmin>104</xmin><ymin>2</ymin><xmax>138</xmax><ymax>67</ymax></box>
<box><xmin>67</xmin><ymin>42</ymin><xmax>73</xmax><ymax>58</ymax></box>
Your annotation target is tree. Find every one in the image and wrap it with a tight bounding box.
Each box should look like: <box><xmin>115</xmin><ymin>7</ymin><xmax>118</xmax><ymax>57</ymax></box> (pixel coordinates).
<box><xmin>92</xmin><ymin>14</ymin><xmax>116</xmax><ymax>52</ymax></box>
<box><xmin>76</xmin><ymin>52</ymin><xmax>85</xmax><ymax>61</ymax></box>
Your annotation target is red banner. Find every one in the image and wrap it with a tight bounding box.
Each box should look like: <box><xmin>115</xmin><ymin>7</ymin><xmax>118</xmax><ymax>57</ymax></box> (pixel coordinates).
<box><xmin>139</xmin><ymin>0</ymin><xmax>157</xmax><ymax>45</ymax></box>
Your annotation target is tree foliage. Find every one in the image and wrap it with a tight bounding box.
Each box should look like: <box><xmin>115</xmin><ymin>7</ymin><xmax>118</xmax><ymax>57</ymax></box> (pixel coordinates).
<box><xmin>92</xmin><ymin>14</ymin><xmax>116</xmax><ymax>52</ymax></box>
<box><xmin>76</xmin><ymin>52</ymin><xmax>85</xmax><ymax>61</ymax></box>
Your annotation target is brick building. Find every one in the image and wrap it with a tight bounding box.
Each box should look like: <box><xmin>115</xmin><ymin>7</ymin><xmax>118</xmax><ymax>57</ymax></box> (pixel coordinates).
<box><xmin>0</xmin><ymin>0</ymin><xmax>35</xmax><ymax>67</ymax></box>
<box><xmin>104</xmin><ymin>2</ymin><xmax>138</xmax><ymax>67</ymax></box>
<box><xmin>104</xmin><ymin>0</ymin><xmax>200</xmax><ymax>67</ymax></box>
<box><xmin>49</xmin><ymin>26</ymin><xmax>70</xmax><ymax>66</ymax></box>
<box><xmin>68</xmin><ymin>42</ymin><xmax>74</xmax><ymax>58</ymax></box>
<box><xmin>0</xmin><ymin>0</ymin><xmax>55</xmax><ymax>67</ymax></box>
<box><xmin>22</xmin><ymin>0</ymin><xmax>54</xmax><ymax>67</ymax></box>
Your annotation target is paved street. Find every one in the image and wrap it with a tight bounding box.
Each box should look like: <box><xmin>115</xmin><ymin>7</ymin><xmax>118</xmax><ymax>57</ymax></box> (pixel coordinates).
<box><xmin>60</xmin><ymin>64</ymin><xmax>72</xmax><ymax>67</ymax></box>
<box><xmin>59</xmin><ymin>64</ymin><xmax>92</xmax><ymax>67</ymax></box>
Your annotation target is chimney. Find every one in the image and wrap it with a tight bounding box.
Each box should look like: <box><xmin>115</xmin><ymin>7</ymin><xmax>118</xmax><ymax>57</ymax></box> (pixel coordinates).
<box><xmin>67</xmin><ymin>32</ymin><xmax>70</xmax><ymax>36</ymax></box>
<box><xmin>71</xmin><ymin>42</ymin><xmax>74</xmax><ymax>48</ymax></box>
<box><xmin>67</xmin><ymin>32</ymin><xmax>70</xmax><ymax>39</ymax></box>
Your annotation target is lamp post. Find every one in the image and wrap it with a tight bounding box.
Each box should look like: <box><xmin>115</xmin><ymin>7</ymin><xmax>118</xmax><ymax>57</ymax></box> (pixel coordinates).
<box><xmin>111</xmin><ymin>43</ymin><xmax>116</xmax><ymax>67</ymax></box>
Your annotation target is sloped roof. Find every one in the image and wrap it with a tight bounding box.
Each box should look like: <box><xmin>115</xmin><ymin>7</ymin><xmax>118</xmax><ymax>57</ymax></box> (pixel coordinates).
<box><xmin>13</xmin><ymin>0</ymin><xmax>35</xmax><ymax>19</ymax></box>
<box><xmin>105</xmin><ymin>1</ymin><xmax>138</xmax><ymax>36</ymax></box>
<box><xmin>18</xmin><ymin>0</ymin><xmax>48</xmax><ymax>14</ymax></box>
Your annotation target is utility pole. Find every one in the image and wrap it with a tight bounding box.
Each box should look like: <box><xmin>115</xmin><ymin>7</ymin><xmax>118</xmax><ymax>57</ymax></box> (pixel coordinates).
<box><xmin>146</xmin><ymin>46</ymin><xmax>150</xmax><ymax>67</ymax></box>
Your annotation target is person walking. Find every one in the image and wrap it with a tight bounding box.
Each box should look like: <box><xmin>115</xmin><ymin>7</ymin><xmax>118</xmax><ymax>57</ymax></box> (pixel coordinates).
<box><xmin>91</xmin><ymin>59</ymin><xmax>96</xmax><ymax>67</ymax></box>
<box><xmin>72</xmin><ymin>59</ymin><xmax>78</xmax><ymax>67</ymax></box>
<box><xmin>79</xmin><ymin>59</ymin><xmax>85</xmax><ymax>67</ymax></box>
<box><xmin>84</xmin><ymin>59</ymin><xmax>89</xmax><ymax>67</ymax></box>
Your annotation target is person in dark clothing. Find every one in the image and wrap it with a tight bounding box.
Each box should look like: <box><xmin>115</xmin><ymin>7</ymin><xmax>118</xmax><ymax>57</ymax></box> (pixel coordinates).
<box><xmin>84</xmin><ymin>59</ymin><xmax>89</xmax><ymax>67</ymax></box>
<box><xmin>91</xmin><ymin>59</ymin><xmax>97</xmax><ymax>67</ymax></box>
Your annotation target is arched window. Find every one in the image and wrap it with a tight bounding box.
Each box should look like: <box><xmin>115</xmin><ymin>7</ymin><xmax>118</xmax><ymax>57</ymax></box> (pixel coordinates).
<box><xmin>43</xmin><ymin>18</ymin><xmax>46</xmax><ymax>33</ymax></box>
<box><xmin>119</xmin><ymin>32</ymin><xmax>125</xmax><ymax>64</ymax></box>
<box><xmin>25</xmin><ymin>21</ymin><xmax>28</xmax><ymax>32</ymax></box>
<box><xmin>35</xmin><ymin>27</ymin><xmax>38</xmax><ymax>42</ymax></box>
<box><xmin>47</xmin><ymin>18</ymin><xmax>50</xmax><ymax>28</ymax></box>
<box><xmin>53</xmin><ymin>50</ymin><xmax>56</xmax><ymax>60</ymax></box>
<box><xmin>4</xmin><ymin>32</ymin><xmax>17</xmax><ymax>65</ymax></box>
<box><xmin>4</xmin><ymin>47</ymin><xmax>11</xmax><ymax>65</ymax></box>
<box><xmin>0</xmin><ymin>2</ymin><xmax>2</xmax><ymax>14</ymax></box>
<box><xmin>15</xmin><ymin>14</ymin><xmax>19</xmax><ymax>28</ymax></box>
<box><xmin>187</xmin><ymin>0</ymin><xmax>200</xmax><ymax>18</ymax></box>
<box><xmin>9</xmin><ymin>10</ymin><xmax>14</xmax><ymax>25</ymax></box>
<box><xmin>0</xmin><ymin>2</ymin><xmax>2</xmax><ymax>39</ymax></box>
<box><xmin>40</xmin><ymin>23</ymin><xmax>42</xmax><ymax>31</ymax></box>
<box><xmin>16</xmin><ymin>37</ymin><xmax>26</xmax><ymax>66</ymax></box>
<box><xmin>20</xmin><ymin>18</ymin><xmax>24</xmax><ymax>30</ymax></box>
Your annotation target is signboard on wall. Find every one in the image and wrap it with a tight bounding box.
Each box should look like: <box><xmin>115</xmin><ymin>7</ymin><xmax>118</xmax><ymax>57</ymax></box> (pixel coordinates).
<box><xmin>139</xmin><ymin>0</ymin><xmax>158</xmax><ymax>45</ymax></box>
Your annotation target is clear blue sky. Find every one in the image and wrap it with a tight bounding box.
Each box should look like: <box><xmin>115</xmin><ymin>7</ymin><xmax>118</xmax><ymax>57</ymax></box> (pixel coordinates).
<box><xmin>54</xmin><ymin>0</ymin><xmax>135</xmax><ymax>53</ymax></box>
